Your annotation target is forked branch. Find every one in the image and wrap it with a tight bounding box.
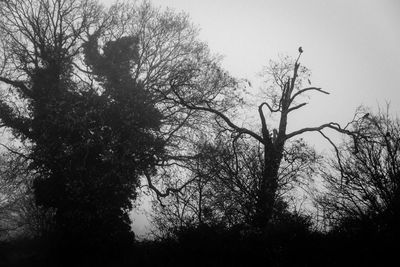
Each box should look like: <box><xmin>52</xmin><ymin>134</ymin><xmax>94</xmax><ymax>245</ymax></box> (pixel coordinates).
<box><xmin>171</xmin><ymin>88</ymin><xmax>264</xmax><ymax>143</ymax></box>
<box><xmin>290</xmin><ymin>87</ymin><xmax>329</xmax><ymax>105</ymax></box>
<box><xmin>144</xmin><ymin>171</ymin><xmax>196</xmax><ymax>198</ymax></box>
<box><xmin>0</xmin><ymin>77</ymin><xmax>32</xmax><ymax>98</ymax></box>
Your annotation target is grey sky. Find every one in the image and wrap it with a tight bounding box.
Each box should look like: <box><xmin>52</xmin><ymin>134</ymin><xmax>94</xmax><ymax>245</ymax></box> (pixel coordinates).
<box><xmin>101</xmin><ymin>0</ymin><xmax>400</xmax><ymax>130</ymax></box>
<box><xmin>148</xmin><ymin>0</ymin><xmax>400</xmax><ymax>125</ymax></box>
<box><xmin>99</xmin><ymin>0</ymin><xmax>400</xmax><ymax>236</ymax></box>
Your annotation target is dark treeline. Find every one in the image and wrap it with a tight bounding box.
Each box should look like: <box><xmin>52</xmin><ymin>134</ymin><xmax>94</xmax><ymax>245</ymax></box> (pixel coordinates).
<box><xmin>0</xmin><ymin>1</ymin><xmax>398</xmax><ymax>266</ymax></box>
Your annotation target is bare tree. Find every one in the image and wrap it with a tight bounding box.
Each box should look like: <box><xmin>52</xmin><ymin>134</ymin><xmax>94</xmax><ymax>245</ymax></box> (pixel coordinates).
<box><xmin>316</xmin><ymin>107</ymin><xmax>400</xmax><ymax>231</ymax></box>
<box><xmin>151</xmin><ymin>130</ymin><xmax>321</xmax><ymax>237</ymax></box>
<box><xmin>158</xmin><ymin>49</ymin><xmax>355</xmax><ymax>228</ymax></box>
<box><xmin>0</xmin><ymin>144</ymin><xmax>54</xmax><ymax>239</ymax></box>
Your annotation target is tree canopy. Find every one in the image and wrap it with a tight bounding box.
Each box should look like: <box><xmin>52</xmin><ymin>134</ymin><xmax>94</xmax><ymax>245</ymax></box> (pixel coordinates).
<box><xmin>0</xmin><ymin>0</ymin><xmax>165</xmax><ymax>247</ymax></box>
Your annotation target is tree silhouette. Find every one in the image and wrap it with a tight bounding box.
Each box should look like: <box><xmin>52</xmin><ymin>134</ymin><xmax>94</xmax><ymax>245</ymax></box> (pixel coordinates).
<box><xmin>316</xmin><ymin>107</ymin><xmax>400</xmax><ymax>233</ymax></box>
<box><xmin>105</xmin><ymin>2</ymin><xmax>243</xmax><ymax>199</ymax></box>
<box><xmin>160</xmin><ymin>51</ymin><xmax>355</xmax><ymax>228</ymax></box>
<box><xmin>151</xmin><ymin>132</ymin><xmax>319</xmax><ymax>237</ymax></box>
<box><xmin>0</xmin><ymin>147</ymin><xmax>54</xmax><ymax>239</ymax></box>
<box><xmin>0</xmin><ymin>0</ymin><xmax>164</xmax><ymax>248</ymax></box>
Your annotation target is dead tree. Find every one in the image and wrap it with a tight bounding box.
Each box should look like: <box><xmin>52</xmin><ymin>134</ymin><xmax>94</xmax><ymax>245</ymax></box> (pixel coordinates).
<box><xmin>165</xmin><ymin>49</ymin><xmax>355</xmax><ymax>228</ymax></box>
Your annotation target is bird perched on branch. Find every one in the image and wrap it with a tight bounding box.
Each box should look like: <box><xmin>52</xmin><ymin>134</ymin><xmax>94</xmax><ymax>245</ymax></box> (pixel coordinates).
<box><xmin>298</xmin><ymin>46</ymin><xmax>303</xmax><ymax>53</ymax></box>
<box><xmin>362</xmin><ymin>113</ymin><xmax>370</xmax><ymax>119</ymax></box>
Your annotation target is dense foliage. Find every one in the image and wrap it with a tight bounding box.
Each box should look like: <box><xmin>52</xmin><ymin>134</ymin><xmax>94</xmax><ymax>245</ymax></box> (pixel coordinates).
<box><xmin>0</xmin><ymin>0</ymin><xmax>164</xmax><ymax>249</ymax></box>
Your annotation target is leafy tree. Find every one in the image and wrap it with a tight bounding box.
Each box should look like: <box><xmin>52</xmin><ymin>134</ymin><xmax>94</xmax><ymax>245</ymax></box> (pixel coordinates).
<box><xmin>0</xmin><ymin>0</ymin><xmax>164</xmax><ymax>247</ymax></box>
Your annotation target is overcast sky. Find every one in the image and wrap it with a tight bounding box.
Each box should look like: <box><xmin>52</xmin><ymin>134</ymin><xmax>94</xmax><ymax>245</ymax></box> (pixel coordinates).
<box><xmin>101</xmin><ymin>0</ymin><xmax>400</xmax><ymax>236</ymax></box>
<box><xmin>102</xmin><ymin>0</ymin><xmax>400</xmax><ymax>133</ymax></box>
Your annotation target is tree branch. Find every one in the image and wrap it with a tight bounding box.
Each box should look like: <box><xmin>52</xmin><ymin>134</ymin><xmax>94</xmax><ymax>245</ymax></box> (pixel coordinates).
<box><xmin>285</xmin><ymin>122</ymin><xmax>354</xmax><ymax>140</ymax></box>
<box><xmin>287</xmin><ymin>102</ymin><xmax>307</xmax><ymax>113</ymax></box>
<box><xmin>290</xmin><ymin>87</ymin><xmax>329</xmax><ymax>104</ymax></box>
<box><xmin>258</xmin><ymin>103</ymin><xmax>270</xmax><ymax>142</ymax></box>
<box><xmin>318</xmin><ymin>130</ymin><xmax>346</xmax><ymax>186</ymax></box>
<box><xmin>0</xmin><ymin>143</ymin><xmax>30</xmax><ymax>160</ymax></box>
<box><xmin>0</xmin><ymin>77</ymin><xmax>32</xmax><ymax>98</ymax></box>
<box><xmin>0</xmin><ymin>101</ymin><xmax>31</xmax><ymax>138</ymax></box>
<box><xmin>172</xmin><ymin>88</ymin><xmax>264</xmax><ymax>143</ymax></box>
<box><xmin>144</xmin><ymin>171</ymin><xmax>196</xmax><ymax>198</ymax></box>
<box><xmin>259</xmin><ymin>102</ymin><xmax>280</xmax><ymax>113</ymax></box>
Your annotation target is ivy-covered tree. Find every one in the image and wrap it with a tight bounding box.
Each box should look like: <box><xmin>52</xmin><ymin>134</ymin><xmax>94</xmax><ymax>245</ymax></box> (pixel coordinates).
<box><xmin>0</xmin><ymin>0</ymin><xmax>164</xmax><ymax>247</ymax></box>
<box><xmin>104</xmin><ymin>1</ymin><xmax>243</xmax><ymax>200</ymax></box>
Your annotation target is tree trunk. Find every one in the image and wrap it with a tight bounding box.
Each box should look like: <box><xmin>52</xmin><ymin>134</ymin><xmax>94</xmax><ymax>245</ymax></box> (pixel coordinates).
<box><xmin>254</xmin><ymin>143</ymin><xmax>283</xmax><ymax>229</ymax></box>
